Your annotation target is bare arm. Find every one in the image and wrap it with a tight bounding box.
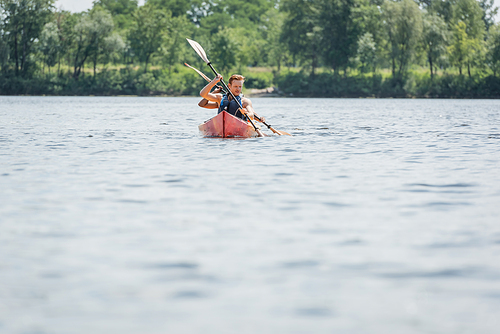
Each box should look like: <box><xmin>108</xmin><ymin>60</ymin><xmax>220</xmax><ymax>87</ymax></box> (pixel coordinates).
<box><xmin>241</xmin><ymin>98</ymin><xmax>265</xmax><ymax>122</ymax></box>
<box><xmin>200</xmin><ymin>74</ymin><xmax>223</xmax><ymax>103</ymax></box>
<box><xmin>198</xmin><ymin>100</ymin><xmax>219</xmax><ymax>109</ymax></box>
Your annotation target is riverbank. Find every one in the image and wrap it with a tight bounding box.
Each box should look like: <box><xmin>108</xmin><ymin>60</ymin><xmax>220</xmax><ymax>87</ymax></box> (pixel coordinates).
<box><xmin>1</xmin><ymin>66</ymin><xmax>499</xmax><ymax>98</ymax></box>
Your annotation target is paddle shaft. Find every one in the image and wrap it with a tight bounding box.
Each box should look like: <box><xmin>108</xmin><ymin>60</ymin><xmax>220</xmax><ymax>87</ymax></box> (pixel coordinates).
<box><xmin>184</xmin><ymin>63</ymin><xmax>226</xmax><ymax>94</ymax></box>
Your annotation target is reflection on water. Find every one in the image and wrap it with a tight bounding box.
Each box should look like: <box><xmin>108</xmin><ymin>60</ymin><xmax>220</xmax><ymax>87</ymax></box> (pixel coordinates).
<box><xmin>1</xmin><ymin>96</ymin><xmax>500</xmax><ymax>334</ymax></box>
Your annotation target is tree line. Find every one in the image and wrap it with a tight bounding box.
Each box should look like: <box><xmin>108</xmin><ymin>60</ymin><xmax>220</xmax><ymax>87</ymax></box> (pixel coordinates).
<box><xmin>0</xmin><ymin>0</ymin><xmax>499</xmax><ymax>97</ymax></box>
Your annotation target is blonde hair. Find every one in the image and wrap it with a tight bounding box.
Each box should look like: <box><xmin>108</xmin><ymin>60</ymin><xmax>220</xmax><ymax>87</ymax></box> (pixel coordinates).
<box><xmin>228</xmin><ymin>74</ymin><xmax>245</xmax><ymax>85</ymax></box>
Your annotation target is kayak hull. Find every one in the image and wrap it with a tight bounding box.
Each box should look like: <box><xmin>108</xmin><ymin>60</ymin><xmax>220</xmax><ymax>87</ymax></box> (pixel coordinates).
<box><xmin>199</xmin><ymin>111</ymin><xmax>259</xmax><ymax>138</ymax></box>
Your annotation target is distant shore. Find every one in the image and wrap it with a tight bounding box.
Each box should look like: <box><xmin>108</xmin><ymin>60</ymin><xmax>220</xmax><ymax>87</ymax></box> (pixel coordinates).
<box><xmin>1</xmin><ymin>65</ymin><xmax>500</xmax><ymax>99</ymax></box>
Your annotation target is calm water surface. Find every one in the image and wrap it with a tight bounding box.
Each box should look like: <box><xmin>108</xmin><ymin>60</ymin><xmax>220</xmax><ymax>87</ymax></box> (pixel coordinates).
<box><xmin>1</xmin><ymin>96</ymin><xmax>500</xmax><ymax>334</ymax></box>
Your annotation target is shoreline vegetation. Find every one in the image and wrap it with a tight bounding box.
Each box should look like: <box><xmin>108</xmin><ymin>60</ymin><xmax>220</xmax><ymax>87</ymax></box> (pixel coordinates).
<box><xmin>1</xmin><ymin>0</ymin><xmax>500</xmax><ymax>99</ymax></box>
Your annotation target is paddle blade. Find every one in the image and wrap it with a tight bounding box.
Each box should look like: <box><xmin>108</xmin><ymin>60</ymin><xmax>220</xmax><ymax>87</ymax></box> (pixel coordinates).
<box><xmin>184</xmin><ymin>62</ymin><xmax>211</xmax><ymax>82</ymax></box>
<box><xmin>268</xmin><ymin>126</ymin><xmax>291</xmax><ymax>136</ymax></box>
<box><xmin>276</xmin><ymin>130</ymin><xmax>292</xmax><ymax>136</ymax></box>
<box><xmin>186</xmin><ymin>38</ymin><xmax>210</xmax><ymax>64</ymax></box>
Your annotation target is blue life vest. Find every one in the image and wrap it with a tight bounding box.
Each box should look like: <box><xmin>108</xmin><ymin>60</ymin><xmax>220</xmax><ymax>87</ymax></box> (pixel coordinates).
<box><xmin>218</xmin><ymin>94</ymin><xmax>245</xmax><ymax>120</ymax></box>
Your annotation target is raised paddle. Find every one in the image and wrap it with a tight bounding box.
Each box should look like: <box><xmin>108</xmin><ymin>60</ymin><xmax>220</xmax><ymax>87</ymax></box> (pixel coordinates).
<box><xmin>184</xmin><ymin>62</ymin><xmax>291</xmax><ymax>136</ymax></box>
<box><xmin>186</xmin><ymin>38</ymin><xmax>265</xmax><ymax>137</ymax></box>
<box><xmin>184</xmin><ymin>63</ymin><xmax>227</xmax><ymax>94</ymax></box>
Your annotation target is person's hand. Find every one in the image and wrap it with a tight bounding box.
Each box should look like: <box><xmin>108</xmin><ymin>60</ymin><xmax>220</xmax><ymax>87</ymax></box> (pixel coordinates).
<box><xmin>241</xmin><ymin>108</ymin><xmax>255</xmax><ymax>119</ymax></box>
<box><xmin>213</xmin><ymin>74</ymin><xmax>222</xmax><ymax>84</ymax></box>
<box><xmin>257</xmin><ymin>116</ymin><xmax>266</xmax><ymax>123</ymax></box>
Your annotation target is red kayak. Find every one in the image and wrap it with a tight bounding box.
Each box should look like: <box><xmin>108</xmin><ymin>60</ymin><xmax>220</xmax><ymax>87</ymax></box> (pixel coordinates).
<box><xmin>199</xmin><ymin>111</ymin><xmax>260</xmax><ymax>138</ymax></box>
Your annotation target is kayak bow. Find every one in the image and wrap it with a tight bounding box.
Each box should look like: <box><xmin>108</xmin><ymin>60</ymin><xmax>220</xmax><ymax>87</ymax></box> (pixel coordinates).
<box><xmin>199</xmin><ymin>111</ymin><xmax>260</xmax><ymax>138</ymax></box>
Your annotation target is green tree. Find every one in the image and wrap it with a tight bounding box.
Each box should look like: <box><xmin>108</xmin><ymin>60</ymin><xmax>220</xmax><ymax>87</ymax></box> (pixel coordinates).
<box><xmin>318</xmin><ymin>0</ymin><xmax>361</xmax><ymax>75</ymax></box>
<box><xmin>261</xmin><ymin>7</ymin><xmax>289</xmax><ymax>72</ymax></box>
<box><xmin>38</xmin><ymin>21</ymin><xmax>61</xmax><ymax>73</ymax></box>
<box><xmin>210</xmin><ymin>27</ymin><xmax>239</xmax><ymax>73</ymax></box>
<box><xmin>0</xmin><ymin>36</ymin><xmax>9</xmax><ymax>73</ymax></box>
<box><xmin>354</xmin><ymin>0</ymin><xmax>384</xmax><ymax>52</ymax></box>
<box><xmin>453</xmin><ymin>0</ymin><xmax>486</xmax><ymax>39</ymax></box>
<box><xmin>450</xmin><ymin>0</ymin><xmax>485</xmax><ymax>76</ymax></box>
<box><xmin>422</xmin><ymin>12</ymin><xmax>449</xmax><ymax>79</ymax></box>
<box><xmin>146</xmin><ymin>0</ymin><xmax>191</xmax><ymax>17</ymax></box>
<box><xmin>100</xmin><ymin>32</ymin><xmax>125</xmax><ymax>67</ymax></box>
<box><xmin>479</xmin><ymin>0</ymin><xmax>498</xmax><ymax>32</ymax></box>
<box><xmin>428</xmin><ymin>0</ymin><xmax>454</xmax><ymax>24</ymax></box>
<box><xmin>160</xmin><ymin>14</ymin><xmax>191</xmax><ymax>72</ymax></box>
<box><xmin>449</xmin><ymin>21</ymin><xmax>468</xmax><ymax>75</ymax></box>
<box><xmin>128</xmin><ymin>3</ymin><xmax>171</xmax><ymax>73</ymax></box>
<box><xmin>356</xmin><ymin>32</ymin><xmax>376</xmax><ymax>73</ymax></box>
<box><xmin>70</xmin><ymin>8</ymin><xmax>114</xmax><ymax>78</ymax></box>
<box><xmin>197</xmin><ymin>0</ymin><xmax>274</xmax><ymax>35</ymax></box>
<box><xmin>448</xmin><ymin>20</ymin><xmax>483</xmax><ymax>77</ymax></box>
<box><xmin>93</xmin><ymin>0</ymin><xmax>138</xmax><ymax>31</ymax></box>
<box><xmin>486</xmin><ymin>23</ymin><xmax>500</xmax><ymax>76</ymax></box>
<box><xmin>382</xmin><ymin>0</ymin><xmax>423</xmax><ymax>78</ymax></box>
<box><xmin>0</xmin><ymin>0</ymin><xmax>55</xmax><ymax>76</ymax></box>
<box><xmin>0</xmin><ymin>11</ymin><xmax>10</xmax><ymax>72</ymax></box>
<box><xmin>281</xmin><ymin>0</ymin><xmax>322</xmax><ymax>75</ymax></box>
<box><xmin>55</xmin><ymin>10</ymin><xmax>77</xmax><ymax>74</ymax></box>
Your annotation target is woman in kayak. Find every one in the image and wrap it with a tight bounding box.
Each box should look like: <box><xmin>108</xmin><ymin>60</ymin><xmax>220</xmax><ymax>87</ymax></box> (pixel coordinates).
<box><xmin>199</xmin><ymin>74</ymin><xmax>265</xmax><ymax>123</ymax></box>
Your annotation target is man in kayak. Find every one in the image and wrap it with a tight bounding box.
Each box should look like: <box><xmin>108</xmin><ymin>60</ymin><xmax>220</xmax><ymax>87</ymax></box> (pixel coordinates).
<box><xmin>199</xmin><ymin>74</ymin><xmax>265</xmax><ymax>123</ymax></box>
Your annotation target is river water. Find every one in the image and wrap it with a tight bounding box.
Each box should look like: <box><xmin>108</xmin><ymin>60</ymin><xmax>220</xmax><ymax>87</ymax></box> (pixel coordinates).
<box><xmin>1</xmin><ymin>96</ymin><xmax>499</xmax><ymax>334</ymax></box>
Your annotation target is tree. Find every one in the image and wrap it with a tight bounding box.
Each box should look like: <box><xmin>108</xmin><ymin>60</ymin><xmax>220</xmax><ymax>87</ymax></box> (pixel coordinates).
<box><xmin>93</xmin><ymin>0</ymin><xmax>138</xmax><ymax>31</ymax></box>
<box><xmin>479</xmin><ymin>0</ymin><xmax>498</xmax><ymax>33</ymax></box>
<box><xmin>210</xmin><ymin>27</ymin><xmax>239</xmax><ymax>73</ymax></box>
<box><xmin>453</xmin><ymin>0</ymin><xmax>486</xmax><ymax>39</ymax></box>
<box><xmin>38</xmin><ymin>21</ymin><xmax>61</xmax><ymax>73</ymax></box>
<box><xmin>448</xmin><ymin>20</ymin><xmax>483</xmax><ymax>77</ymax></box>
<box><xmin>70</xmin><ymin>8</ymin><xmax>114</xmax><ymax>78</ymax></box>
<box><xmin>318</xmin><ymin>0</ymin><xmax>361</xmax><ymax>75</ymax></box>
<box><xmin>356</xmin><ymin>32</ymin><xmax>376</xmax><ymax>73</ymax></box>
<box><xmin>449</xmin><ymin>21</ymin><xmax>468</xmax><ymax>75</ymax></box>
<box><xmin>281</xmin><ymin>0</ymin><xmax>322</xmax><ymax>75</ymax></box>
<box><xmin>160</xmin><ymin>14</ymin><xmax>191</xmax><ymax>72</ymax></box>
<box><xmin>0</xmin><ymin>0</ymin><xmax>55</xmax><ymax>76</ymax></box>
<box><xmin>128</xmin><ymin>3</ymin><xmax>171</xmax><ymax>73</ymax></box>
<box><xmin>56</xmin><ymin>10</ymin><xmax>77</xmax><ymax>75</ymax></box>
<box><xmin>486</xmin><ymin>23</ymin><xmax>500</xmax><ymax>76</ymax></box>
<box><xmin>422</xmin><ymin>12</ymin><xmax>449</xmax><ymax>79</ymax></box>
<box><xmin>197</xmin><ymin>0</ymin><xmax>274</xmax><ymax>35</ymax></box>
<box><xmin>0</xmin><ymin>36</ymin><xmax>9</xmax><ymax>73</ymax></box>
<box><xmin>427</xmin><ymin>0</ymin><xmax>454</xmax><ymax>24</ymax></box>
<box><xmin>0</xmin><ymin>11</ymin><xmax>10</xmax><ymax>72</ymax></box>
<box><xmin>261</xmin><ymin>7</ymin><xmax>289</xmax><ymax>72</ymax></box>
<box><xmin>146</xmin><ymin>0</ymin><xmax>191</xmax><ymax>17</ymax></box>
<box><xmin>449</xmin><ymin>0</ymin><xmax>486</xmax><ymax>77</ymax></box>
<box><xmin>382</xmin><ymin>0</ymin><xmax>423</xmax><ymax>78</ymax></box>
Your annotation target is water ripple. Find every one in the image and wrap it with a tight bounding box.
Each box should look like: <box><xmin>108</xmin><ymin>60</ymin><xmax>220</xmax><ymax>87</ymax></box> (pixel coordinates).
<box><xmin>407</xmin><ymin>182</ymin><xmax>477</xmax><ymax>188</ymax></box>
<box><xmin>379</xmin><ymin>267</ymin><xmax>498</xmax><ymax>280</ymax></box>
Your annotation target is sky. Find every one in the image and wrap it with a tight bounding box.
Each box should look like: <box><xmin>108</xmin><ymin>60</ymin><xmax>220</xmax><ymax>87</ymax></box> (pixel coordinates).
<box><xmin>55</xmin><ymin>0</ymin><xmax>143</xmax><ymax>13</ymax></box>
<box><xmin>56</xmin><ymin>0</ymin><xmax>500</xmax><ymax>20</ymax></box>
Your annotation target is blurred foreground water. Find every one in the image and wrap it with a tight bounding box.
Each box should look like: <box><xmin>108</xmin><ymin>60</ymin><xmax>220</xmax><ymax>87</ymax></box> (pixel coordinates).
<box><xmin>1</xmin><ymin>96</ymin><xmax>500</xmax><ymax>334</ymax></box>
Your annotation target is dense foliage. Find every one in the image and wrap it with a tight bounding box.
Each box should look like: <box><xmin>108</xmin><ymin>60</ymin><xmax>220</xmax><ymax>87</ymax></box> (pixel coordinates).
<box><xmin>0</xmin><ymin>0</ymin><xmax>499</xmax><ymax>97</ymax></box>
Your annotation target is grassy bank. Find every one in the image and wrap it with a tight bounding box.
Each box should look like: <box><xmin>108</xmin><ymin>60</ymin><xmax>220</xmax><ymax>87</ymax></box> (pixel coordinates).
<box><xmin>275</xmin><ymin>71</ymin><xmax>500</xmax><ymax>98</ymax></box>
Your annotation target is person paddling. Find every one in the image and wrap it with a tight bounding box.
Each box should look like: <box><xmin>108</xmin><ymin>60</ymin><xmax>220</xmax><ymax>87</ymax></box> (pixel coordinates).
<box><xmin>200</xmin><ymin>74</ymin><xmax>265</xmax><ymax>123</ymax></box>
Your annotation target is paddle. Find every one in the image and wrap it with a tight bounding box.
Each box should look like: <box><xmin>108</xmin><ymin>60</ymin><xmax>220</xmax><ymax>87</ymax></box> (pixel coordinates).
<box><xmin>184</xmin><ymin>63</ymin><xmax>227</xmax><ymax>94</ymax></box>
<box><xmin>186</xmin><ymin>38</ymin><xmax>265</xmax><ymax>137</ymax></box>
<box><xmin>184</xmin><ymin>62</ymin><xmax>291</xmax><ymax>136</ymax></box>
